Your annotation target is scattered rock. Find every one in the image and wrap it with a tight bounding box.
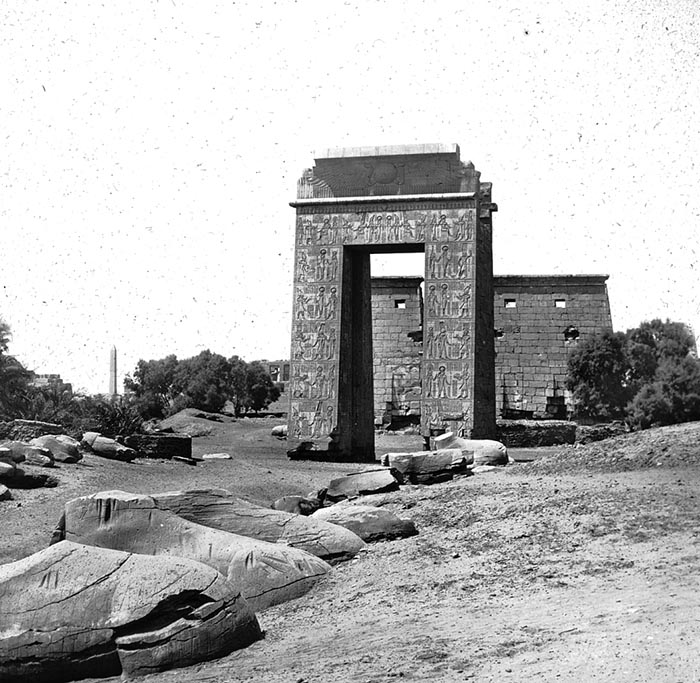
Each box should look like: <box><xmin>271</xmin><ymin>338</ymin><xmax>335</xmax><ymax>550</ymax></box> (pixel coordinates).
<box><xmin>0</xmin><ymin>460</ymin><xmax>16</xmax><ymax>477</ymax></box>
<box><xmin>30</xmin><ymin>435</ymin><xmax>82</xmax><ymax>463</ymax></box>
<box><xmin>57</xmin><ymin>490</ymin><xmax>332</xmax><ymax>612</ymax></box>
<box><xmin>271</xmin><ymin>424</ymin><xmax>288</xmax><ymax>438</ymax></box>
<box><xmin>0</xmin><ymin>441</ymin><xmax>53</xmax><ymax>467</ymax></box>
<box><xmin>173</xmin><ymin>455</ymin><xmax>198</xmax><ymax>466</ymax></box>
<box><xmin>0</xmin><ymin>443</ymin><xmax>27</xmax><ymax>464</ymax></box>
<box><xmin>271</xmin><ymin>495</ymin><xmax>322</xmax><ymax>515</ymax></box>
<box><xmin>150</xmin><ymin>488</ymin><xmax>365</xmax><ymax>563</ymax></box>
<box><xmin>0</xmin><ymin>540</ymin><xmax>262</xmax><ymax>681</ymax></box>
<box><xmin>381</xmin><ymin>448</ymin><xmax>470</xmax><ymax>483</ymax></box>
<box><xmin>121</xmin><ymin>433</ymin><xmax>192</xmax><ymax>460</ymax></box>
<box><xmin>434</xmin><ymin>433</ymin><xmax>509</xmax><ymax>466</ymax></box>
<box><xmin>325</xmin><ymin>468</ymin><xmax>401</xmax><ymax>503</ymax></box>
<box><xmin>312</xmin><ymin>503</ymin><xmax>418</xmax><ymax>542</ymax></box>
<box><xmin>81</xmin><ymin>432</ymin><xmax>137</xmax><ymax>462</ymax></box>
<box><xmin>0</xmin><ymin>484</ymin><xmax>11</xmax><ymax>501</ymax></box>
<box><xmin>201</xmin><ymin>452</ymin><xmax>233</xmax><ymax>460</ymax></box>
<box><xmin>4</xmin><ymin>468</ymin><xmax>59</xmax><ymax>489</ymax></box>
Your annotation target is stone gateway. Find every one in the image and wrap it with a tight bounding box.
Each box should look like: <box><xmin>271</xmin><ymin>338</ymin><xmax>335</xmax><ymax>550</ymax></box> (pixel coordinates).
<box><xmin>288</xmin><ymin>144</ymin><xmax>498</xmax><ymax>461</ymax></box>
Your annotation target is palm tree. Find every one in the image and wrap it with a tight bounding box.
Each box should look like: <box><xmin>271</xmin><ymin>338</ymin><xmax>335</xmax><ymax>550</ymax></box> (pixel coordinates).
<box><xmin>0</xmin><ymin>317</ymin><xmax>32</xmax><ymax>419</ymax></box>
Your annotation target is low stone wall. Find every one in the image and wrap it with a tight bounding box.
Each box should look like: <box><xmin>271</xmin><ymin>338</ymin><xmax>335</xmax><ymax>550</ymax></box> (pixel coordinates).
<box><xmin>121</xmin><ymin>434</ymin><xmax>192</xmax><ymax>460</ymax></box>
<box><xmin>4</xmin><ymin>420</ymin><xmax>64</xmax><ymax>441</ymax></box>
<box><xmin>498</xmin><ymin>419</ymin><xmax>629</xmax><ymax>447</ymax></box>
<box><xmin>575</xmin><ymin>422</ymin><xmax>628</xmax><ymax>444</ymax></box>
<box><xmin>497</xmin><ymin>420</ymin><xmax>576</xmax><ymax>447</ymax></box>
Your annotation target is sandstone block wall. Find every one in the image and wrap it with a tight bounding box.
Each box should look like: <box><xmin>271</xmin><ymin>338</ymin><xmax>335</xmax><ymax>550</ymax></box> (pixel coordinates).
<box><xmin>370</xmin><ymin>277</ymin><xmax>423</xmax><ymax>425</ymax></box>
<box><xmin>494</xmin><ymin>275</ymin><xmax>613</xmax><ymax>419</ymax></box>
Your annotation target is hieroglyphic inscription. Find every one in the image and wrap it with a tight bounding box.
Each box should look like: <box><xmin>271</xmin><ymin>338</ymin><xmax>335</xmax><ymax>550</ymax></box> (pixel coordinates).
<box><xmin>290</xmin><ymin>401</ymin><xmax>336</xmax><ymax>439</ymax></box>
<box><xmin>421</xmin><ymin>206</ymin><xmax>478</xmax><ymax>436</ymax></box>
<box><xmin>296</xmin><ymin>207</ymin><xmax>477</xmax><ymax>248</ymax></box>
<box><xmin>292</xmin><ymin>199</ymin><xmax>483</xmax><ymax>443</ymax></box>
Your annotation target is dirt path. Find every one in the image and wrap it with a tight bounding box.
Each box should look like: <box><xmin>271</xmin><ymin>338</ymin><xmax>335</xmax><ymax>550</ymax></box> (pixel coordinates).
<box><xmin>4</xmin><ymin>418</ymin><xmax>700</xmax><ymax>681</ymax></box>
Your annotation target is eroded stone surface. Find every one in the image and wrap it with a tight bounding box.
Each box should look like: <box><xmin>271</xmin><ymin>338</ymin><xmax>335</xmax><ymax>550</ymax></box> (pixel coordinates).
<box><xmin>81</xmin><ymin>432</ymin><xmax>137</xmax><ymax>462</ymax></box>
<box><xmin>434</xmin><ymin>432</ymin><xmax>508</xmax><ymax>466</ymax></box>
<box><xmin>30</xmin><ymin>435</ymin><xmax>81</xmax><ymax>463</ymax></box>
<box><xmin>312</xmin><ymin>503</ymin><xmax>417</xmax><ymax>543</ymax></box>
<box><xmin>325</xmin><ymin>468</ymin><xmax>401</xmax><ymax>503</ymax></box>
<box><xmin>149</xmin><ymin>488</ymin><xmax>364</xmax><ymax>563</ymax></box>
<box><xmin>57</xmin><ymin>490</ymin><xmax>332</xmax><ymax>611</ymax></box>
<box><xmin>0</xmin><ymin>541</ymin><xmax>262</xmax><ymax>681</ymax></box>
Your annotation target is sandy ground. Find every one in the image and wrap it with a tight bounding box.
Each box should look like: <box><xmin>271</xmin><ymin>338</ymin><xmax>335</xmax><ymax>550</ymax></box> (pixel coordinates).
<box><xmin>2</xmin><ymin>415</ymin><xmax>700</xmax><ymax>682</ymax></box>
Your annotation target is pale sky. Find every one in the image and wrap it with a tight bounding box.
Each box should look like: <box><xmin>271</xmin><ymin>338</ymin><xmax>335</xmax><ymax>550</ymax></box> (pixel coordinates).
<box><xmin>2</xmin><ymin>0</ymin><xmax>699</xmax><ymax>394</ymax></box>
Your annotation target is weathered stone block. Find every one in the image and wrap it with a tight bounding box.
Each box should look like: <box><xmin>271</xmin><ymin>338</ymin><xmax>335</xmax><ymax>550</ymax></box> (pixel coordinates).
<box><xmin>122</xmin><ymin>434</ymin><xmax>192</xmax><ymax>460</ymax></box>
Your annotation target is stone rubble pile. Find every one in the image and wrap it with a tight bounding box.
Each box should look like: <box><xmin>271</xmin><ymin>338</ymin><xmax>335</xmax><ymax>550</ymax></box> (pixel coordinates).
<box><xmin>0</xmin><ymin>428</ymin><xmax>511</xmax><ymax>681</ymax></box>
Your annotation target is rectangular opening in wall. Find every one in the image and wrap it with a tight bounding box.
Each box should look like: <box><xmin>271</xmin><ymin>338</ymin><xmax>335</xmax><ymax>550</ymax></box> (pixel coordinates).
<box><xmin>504</xmin><ymin>299</ymin><xmax>516</xmax><ymax>308</ymax></box>
<box><xmin>555</xmin><ymin>299</ymin><xmax>566</xmax><ymax>308</ymax></box>
<box><xmin>394</xmin><ymin>299</ymin><xmax>407</xmax><ymax>309</ymax></box>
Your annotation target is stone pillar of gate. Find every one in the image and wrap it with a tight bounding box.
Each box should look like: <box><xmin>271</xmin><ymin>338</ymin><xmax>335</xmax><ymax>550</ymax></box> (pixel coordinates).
<box><xmin>288</xmin><ymin>144</ymin><xmax>497</xmax><ymax>461</ymax></box>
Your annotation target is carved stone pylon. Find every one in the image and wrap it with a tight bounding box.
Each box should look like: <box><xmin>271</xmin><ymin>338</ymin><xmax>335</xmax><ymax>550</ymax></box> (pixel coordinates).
<box><xmin>289</xmin><ymin>144</ymin><xmax>496</xmax><ymax>461</ymax></box>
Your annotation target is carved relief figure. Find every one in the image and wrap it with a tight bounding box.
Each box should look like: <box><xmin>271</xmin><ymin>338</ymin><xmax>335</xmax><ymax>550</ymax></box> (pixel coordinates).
<box><xmin>315</xmin><ymin>249</ymin><xmax>328</xmax><ymax>281</ymax></box>
<box><xmin>434</xmin><ymin>322</ymin><xmax>450</xmax><ymax>359</ymax></box>
<box><xmin>296</xmin><ymin>293</ymin><xmax>310</xmax><ymax>320</ymax></box>
<box><xmin>456</xmin><ymin>285</ymin><xmax>471</xmax><ymax>318</ymax></box>
<box><xmin>428</xmin><ymin>365</ymin><xmax>449</xmax><ymax>398</ymax></box>
<box><xmin>326</xmin><ymin>286</ymin><xmax>338</xmax><ymax>320</ymax></box>
<box><xmin>297</xmin><ymin>251</ymin><xmax>309</xmax><ymax>282</ymax></box>
<box><xmin>426</xmin><ymin>285</ymin><xmax>439</xmax><ymax>317</ymax></box>
<box><xmin>313</xmin><ymin>323</ymin><xmax>329</xmax><ymax>360</ymax></box>
<box><xmin>440</xmin><ymin>283</ymin><xmax>452</xmax><ymax>316</ymax></box>
<box><xmin>425</xmin><ymin>326</ymin><xmax>435</xmax><ymax>357</ymax></box>
<box><xmin>329</xmin><ymin>251</ymin><xmax>339</xmax><ymax>280</ymax></box>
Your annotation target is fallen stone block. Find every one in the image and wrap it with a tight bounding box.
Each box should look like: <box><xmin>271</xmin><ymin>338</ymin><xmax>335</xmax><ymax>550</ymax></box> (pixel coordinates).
<box><xmin>325</xmin><ymin>468</ymin><xmax>401</xmax><ymax>503</ymax></box>
<box><xmin>30</xmin><ymin>435</ymin><xmax>82</xmax><ymax>463</ymax></box>
<box><xmin>56</xmin><ymin>490</ymin><xmax>332</xmax><ymax>612</ymax></box>
<box><xmin>0</xmin><ymin>441</ymin><xmax>53</xmax><ymax>467</ymax></box>
<box><xmin>434</xmin><ymin>433</ymin><xmax>509</xmax><ymax>466</ymax></box>
<box><xmin>271</xmin><ymin>424</ymin><xmax>288</xmax><ymax>438</ymax></box>
<box><xmin>201</xmin><ymin>452</ymin><xmax>232</xmax><ymax>460</ymax></box>
<box><xmin>271</xmin><ymin>495</ymin><xmax>322</xmax><ymax>515</ymax></box>
<box><xmin>173</xmin><ymin>455</ymin><xmax>197</xmax><ymax>466</ymax></box>
<box><xmin>0</xmin><ymin>460</ymin><xmax>16</xmax><ymax>477</ymax></box>
<box><xmin>121</xmin><ymin>433</ymin><xmax>192</xmax><ymax>460</ymax></box>
<box><xmin>381</xmin><ymin>448</ymin><xmax>470</xmax><ymax>482</ymax></box>
<box><xmin>0</xmin><ymin>484</ymin><xmax>11</xmax><ymax>501</ymax></box>
<box><xmin>312</xmin><ymin>503</ymin><xmax>417</xmax><ymax>543</ymax></box>
<box><xmin>81</xmin><ymin>432</ymin><xmax>137</xmax><ymax>462</ymax></box>
<box><xmin>0</xmin><ymin>443</ymin><xmax>26</xmax><ymax>464</ymax></box>
<box><xmin>151</xmin><ymin>488</ymin><xmax>365</xmax><ymax>563</ymax></box>
<box><xmin>3</xmin><ymin>468</ymin><xmax>59</xmax><ymax>489</ymax></box>
<box><xmin>0</xmin><ymin>540</ymin><xmax>262</xmax><ymax>681</ymax></box>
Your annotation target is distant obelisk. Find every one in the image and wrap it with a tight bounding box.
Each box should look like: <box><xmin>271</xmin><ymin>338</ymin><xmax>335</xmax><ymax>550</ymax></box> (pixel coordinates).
<box><xmin>109</xmin><ymin>346</ymin><xmax>118</xmax><ymax>396</ymax></box>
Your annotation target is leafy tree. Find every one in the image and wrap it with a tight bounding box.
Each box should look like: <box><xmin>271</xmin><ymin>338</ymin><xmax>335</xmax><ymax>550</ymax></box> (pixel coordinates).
<box><xmin>627</xmin><ymin>356</ymin><xmax>700</xmax><ymax>429</ymax></box>
<box><xmin>625</xmin><ymin>319</ymin><xmax>697</xmax><ymax>387</ymax></box>
<box><xmin>244</xmin><ymin>361</ymin><xmax>281</xmax><ymax>413</ymax></box>
<box><xmin>171</xmin><ymin>350</ymin><xmax>234</xmax><ymax>414</ymax></box>
<box><xmin>228</xmin><ymin>355</ymin><xmax>249</xmax><ymax>416</ymax></box>
<box><xmin>568</xmin><ymin>318</ymin><xmax>700</xmax><ymax>428</ymax></box>
<box><xmin>124</xmin><ymin>354</ymin><xmax>179</xmax><ymax>418</ymax></box>
<box><xmin>566</xmin><ymin>331</ymin><xmax>632</xmax><ymax>420</ymax></box>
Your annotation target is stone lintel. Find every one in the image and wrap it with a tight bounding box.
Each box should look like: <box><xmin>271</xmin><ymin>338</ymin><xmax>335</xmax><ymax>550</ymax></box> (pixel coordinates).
<box><xmin>290</xmin><ymin>192</ymin><xmax>476</xmax><ymax>208</ymax></box>
<box><xmin>315</xmin><ymin>143</ymin><xmax>460</xmax><ymax>160</ymax></box>
<box><xmin>371</xmin><ymin>276</ymin><xmax>424</xmax><ymax>288</ymax></box>
<box><xmin>494</xmin><ymin>274</ymin><xmax>610</xmax><ymax>286</ymax></box>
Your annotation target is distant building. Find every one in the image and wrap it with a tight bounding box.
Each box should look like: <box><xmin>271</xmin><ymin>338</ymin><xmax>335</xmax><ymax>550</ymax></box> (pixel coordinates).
<box><xmin>278</xmin><ymin>273</ymin><xmax>613</xmax><ymax>423</ymax></box>
<box><xmin>30</xmin><ymin>373</ymin><xmax>73</xmax><ymax>396</ymax></box>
